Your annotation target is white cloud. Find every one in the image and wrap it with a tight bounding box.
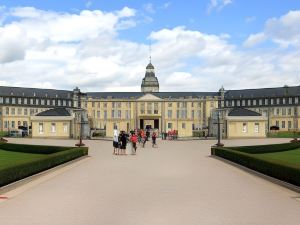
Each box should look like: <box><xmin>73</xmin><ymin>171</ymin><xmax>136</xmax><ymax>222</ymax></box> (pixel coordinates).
<box><xmin>245</xmin><ymin>10</ymin><xmax>300</xmax><ymax>48</ymax></box>
<box><xmin>245</xmin><ymin>16</ymin><xmax>256</xmax><ymax>23</ymax></box>
<box><xmin>207</xmin><ymin>0</ymin><xmax>232</xmax><ymax>14</ymax></box>
<box><xmin>243</xmin><ymin>32</ymin><xmax>267</xmax><ymax>47</ymax></box>
<box><xmin>0</xmin><ymin>6</ymin><xmax>300</xmax><ymax>92</ymax></box>
<box><xmin>144</xmin><ymin>3</ymin><xmax>155</xmax><ymax>14</ymax></box>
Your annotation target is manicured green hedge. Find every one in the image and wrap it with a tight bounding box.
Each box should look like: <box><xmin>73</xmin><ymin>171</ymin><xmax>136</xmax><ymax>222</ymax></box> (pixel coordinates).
<box><xmin>229</xmin><ymin>142</ymin><xmax>300</xmax><ymax>154</ymax></box>
<box><xmin>0</xmin><ymin>143</ymin><xmax>72</xmax><ymax>154</ymax></box>
<box><xmin>214</xmin><ymin>147</ymin><xmax>300</xmax><ymax>186</ymax></box>
<box><xmin>0</xmin><ymin>147</ymin><xmax>88</xmax><ymax>187</ymax></box>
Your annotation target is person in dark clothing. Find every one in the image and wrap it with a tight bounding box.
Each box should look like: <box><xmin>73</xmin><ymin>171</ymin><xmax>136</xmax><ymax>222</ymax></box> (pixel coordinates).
<box><xmin>120</xmin><ymin>131</ymin><xmax>127</xmax><ymax>155</ymax></box>
<box><xmin>152</xmin><ymin>132</ymin><xmax>157</xmax><ymax>148</ymax></box>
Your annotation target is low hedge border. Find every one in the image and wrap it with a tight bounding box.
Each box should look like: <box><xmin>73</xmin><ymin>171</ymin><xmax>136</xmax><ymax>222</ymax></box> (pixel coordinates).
<box><xmin>213</xmin><ymin>147</ymin><xmax>300</xmax><ymax>187</ymax></box>
<box><xmin>229</xmin><ymin>142</ymin><xmax>300</xmax><ymax>154</ymax></box>
<box><xmin>0</xmin><ymin>147</ymin><xmax>88</xmax><ymax>187</ymax></box>
<box><xmin>0</xmin><ymin>143</ymin><xmax>72</xmax><ymax>154</ymax></box>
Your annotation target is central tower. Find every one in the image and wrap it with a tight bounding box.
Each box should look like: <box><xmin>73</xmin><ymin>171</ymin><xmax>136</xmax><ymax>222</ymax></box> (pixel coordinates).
<box><xmin>141</xmin><ymin>62</ymin><xmax>159</xmax><ymax>93</ymax></box>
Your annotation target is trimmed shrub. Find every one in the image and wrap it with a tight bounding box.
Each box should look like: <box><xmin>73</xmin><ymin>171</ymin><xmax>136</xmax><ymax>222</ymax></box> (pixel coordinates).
<box><xmin>0</xmin><ymin>147</ymin><xmax>88</xmax><ymax>187</ymax></box>
<box><xmin>0</xmin><ymin>143</ymin><xmax>72</xmax><ymax>154</ymax></box>
<box><xmin>229</xmin><ymin>142</ymin><xmax>300</xmax><ymax>154</ymax></box>
<box><xmin>214</xmin><ymin>147</ymin><xmax>300</xmax><ymax>187</ymax></box>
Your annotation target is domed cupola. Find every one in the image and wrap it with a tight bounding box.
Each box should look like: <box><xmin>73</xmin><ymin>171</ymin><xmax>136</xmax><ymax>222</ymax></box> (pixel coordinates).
<box><xmin>141</xmin><ymin>62</ymin><xmax>159</xmax><ymax>93</ymax></box>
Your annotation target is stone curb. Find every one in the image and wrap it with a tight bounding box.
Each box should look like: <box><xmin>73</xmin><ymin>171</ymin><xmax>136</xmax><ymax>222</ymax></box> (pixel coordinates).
<box><xmin>211</xmin><ymin>155</ymin><xmax>300</xmax><ymax>194</ymax></box>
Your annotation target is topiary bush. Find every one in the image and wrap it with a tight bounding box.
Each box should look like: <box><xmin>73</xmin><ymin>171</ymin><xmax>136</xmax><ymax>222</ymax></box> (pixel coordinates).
<box><xmin>0</xmin><ymin>143</ymin><xmax>72</xmax><ymax>154</ymax></box>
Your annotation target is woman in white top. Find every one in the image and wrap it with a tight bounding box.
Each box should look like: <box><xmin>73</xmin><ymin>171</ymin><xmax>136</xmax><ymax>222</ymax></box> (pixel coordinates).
<box><xmin>113</xmin><ymin>129</ymin><xmax>119</xmax><ymax>155</ymax></box>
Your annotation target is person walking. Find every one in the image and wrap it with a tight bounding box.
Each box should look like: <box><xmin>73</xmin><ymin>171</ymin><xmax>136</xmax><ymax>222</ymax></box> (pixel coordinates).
<box><xmin>152</xmin><ymin>132</ymin><xmax>157</xmax><ymax>148</ymax></box>
<box><xmin>142</xmin><ymin>130</ymin><xmax>147</xmax><ymax>148</ymax></box>
<box><xmin>130</xmin><ymin>132</ymin><xmax>138</xmax><ymax>154</ymax></box>
<box><xmin>113</xmin><ymin>128</ymin><xmax>119</xmax><ymax>155</ymax></box>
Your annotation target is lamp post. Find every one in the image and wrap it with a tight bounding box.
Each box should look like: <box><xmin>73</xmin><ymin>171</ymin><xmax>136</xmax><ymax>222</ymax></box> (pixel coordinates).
<box><xmin>75</xmin><ymin>113</ymin><xmax>85</xmax><ymax>147</ymax></box>
<box><xmin>214</xmin><ymin>111</ymin><xmax>224</xmax><ymax>147</ymax></box>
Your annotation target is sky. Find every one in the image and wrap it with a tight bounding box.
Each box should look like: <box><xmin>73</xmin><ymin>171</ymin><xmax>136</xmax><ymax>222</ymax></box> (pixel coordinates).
<box><xmin>0</xmin><ymin>0</ymin><xmax>300</xmax><ymax>92</ymax></box>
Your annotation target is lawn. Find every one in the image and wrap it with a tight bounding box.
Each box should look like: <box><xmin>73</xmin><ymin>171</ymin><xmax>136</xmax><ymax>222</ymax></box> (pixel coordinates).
<box><xmin>0</xmin><ymin>143</ymin><xmax>88</xmax><ymax>187</ymax></box>
<box><xmin>0</xmin><ymin>149</ymin><xmax>47</xmax><ymax>170</ymax></box>
<box><xmin>257</xmin><ymin>148</ymin><xmax>300</xmax><ymax>167</ymax></box>
<box><xmin>267</xmin><ymin>131</ymin><xmax>300</xmax><ymax>138</ymax></box>
<box><xmin>212</xmin><ymin>142</ymin><xmax>300</xmax><ymax>186</ymax></box>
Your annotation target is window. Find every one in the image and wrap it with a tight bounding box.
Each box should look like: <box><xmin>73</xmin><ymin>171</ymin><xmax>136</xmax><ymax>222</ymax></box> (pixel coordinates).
<box><xmin>104</xmin><ymin>110</ymin><xmax>107</xmax><ymax>119</ymax></box>
<box><xmin>111</xmin><ymin>110</ymin><xmax>115</xmax><ymax>118</ymax></box>
<box><xmin>259</xmin><ymin>99</ymin><xmax>262</xmax><ymax>105</ymax></box>
<box><xmin>18</xmin><ymin>98</ymin><xmax>22</xmax><ymax>104</ymax></box>
<box><xmin>232</xmin><ymin>100</ymin><xmax>235</xmax><ymax>107</ymax></box>
<box><xmin>36</xmin><ymin>99</ymin><xmax>39</xmax><ymax>105</ymax></box>
<box><xmin>289</xmin><ymin>98</ymin><xmax>292</xmax><ymax>104</ymax></box>
<box><xmin>24</xmin><ymin>108</ymin><xmax>28</xmax><ymax>115</ymax></box>
<box><xmin>288</xmin><ymin>121</ymin><xmax>292</xmax><ymax>129</ymax></box>
<box><xmin>242</xmin><ymin>123</ymin><xmax>247</xmax><ymax>133</ymax></box>
<box><xmin>168</xmin><ymin>123</ymin><xmax>172</xmax><ymax>129</ymax></box>
<box><xmin>92</xmin><ymin>102</ymin><xmax>95</xmax><ymax>107</ymax></box>
<box><xmin>248</xmin><ymin>99</ymin><xmax>251</xmax><ymax>106</ymax></box>
<box><xmin>288</xmin><ymin>108</ymin><xmax>292</xmax><ymax>116</ymax></box>
<box><xmin>282</xmin><ymin>121</ymin><xmax>285</xmax><ymax>129</ymax></box>
<box><xmin>39</xmin><ymin>123</ymin><xmax>44</xmax><ymax>134</ymax></box>
<box><xmin>276</xmin><ymin>108</ymin><xmax>280</xmax><ymax>115</ymax></box>
<box><xmin>242</xmin><ymin>100</ymin><xmax>245</xmax><ymax>106</ymax></box>
<box><xmin>237</xmin><ymin>100</ymin><xmax>240</xmax><ymax>107</ymax></box>
<box><xmin>30</xmin><ymin>108</ymin><xmax>34</xmax><ymax>115</ymax></box>
<box><xmin>154</xmin><ymin>102</ymin><xmax>158</xmax><ymax>114</ymax></box>
<box><xmin>68</xmin><ymin>101</ymin><xmax>72</xmax><ymax>107</ymax></box>
<box><xmin>210</xmin><ymin>101</ymin><xmax>214</xmax><ymax>108</ymax></box>
<box><xmin>103</xmin><ymin>102</ymin><xmax>107</xmax><ymax>108</ymax></box>
<box><xmin>276</xmin><ymin>98</ymin><xmax>280</xmax><ymax>104</ymax></box>
<box><xmin>18</xmin><ymin>108</ymin><xmax>22</xmax><ymax>115</ymax></box>
<box><xmin>254</xmin><ymin>123</ymin><xmax>259</xmax><ymax>133</ymax></box>
<box><xmin>24</xmin><ymin>98</ymin><xmax>28</xmax><ymax>104</ymax></box>
<box><xmin>0</xmin><ymin>97</ymin><xmax>3</xmax><ymax>103</ymax></box>
<box><xmin>11</xmin><ymin>121</ymin><xmax>15</xmax><ymax>129</ymax></box>
<box><xmin>92</xmin><ymin>110</ymin><xmax>96</xmax><ymax>118</ymax></box>
<box><xmin>11</xmin><ymin>108</ymin><xmax>15</xmax><ymax>115</ymax></box>
<box><xmin>30</xmin><ymin>99</ymin><xmax>34</xmax><ymax>105</ymax></box>
<box><xmin>225</xmin><ymin>101</ymin><xmax>229</xmax><ymax>107</ymax></box>
<box><xmin>182</xmin><ymin>123</ymin><xmax>186</xmax><ymax>129</ymax></box>
<box><xmin>118</xmin><ymin>110</ymin><xmax>121</xmax><ymax>118</ymax></box>
<box><xmin>282</xmin><ymin>108</ymin><xmax>286</xmax><ymax>116</ymax></box>
<box><xmin>4</xmin><ymin>121</ymin><xmax>8</xmax><ymax>129</ymax></box>
<box><xmin>97</xmin><ymin>111</ymin><xmax>100</xmax><ymax>118</ymax></box>
<box><xmin>295</xmin><ymin>97</ymin><xmax>299</xmax><ymax>104</ymax></box>
<box><xmin>191</xmin><ymin>110</ymin><xmax>194</xmax><ymax>119</ymax></box>
<box><xmin>126</xmin><ymin>110</ymin><xmax>130</xmax><ymax>119</ymax></box>
<box><xmin>283</xmin><ymin>98</ymin><xmax>286</xmax><ymax>104</ymax></box>
<box><xmin>168</xmin><ymin>110</ymin><xmax>172</xmax><ymax>118</ymax></box>
<box><xmin>140</xmin><ymin>103</ymin><xmax>145</xmax><ymax>114</ymax></box>
<box><xmin>253</xmin><ymin>99</ymin><xmax>257</xmax><ymax>106</ymax></box>
<box><xmin>147</xmin><ymin>102</ymin><xmax>152</xmax><ymax>114</ymax></box>
<box><xmin>97</xmin><ymin>102</ymin><xmax>100</xmax><ymax>108</ymax></box>
<box><xmin>63</xmin><ymin>123</ymin><xmax>68</xmax><ymax>133</ymax></box>
<box><xmin>5</xmin><ymin>107</ymin><xmax>9</xmax><ymax>115</ymax></box>
<box><xmin>117</xmin><ymin>102</ymin><xmax>121</xmax><ymax>108</ymax></box>
<box><xmin>51</xmin><ymin>123</ymin><xmax>56</xmax><ymax>133</ymax></box>
<box><xmin>47</xmin><ymin>100</ymin><xmax>50</xmax><ymax>105</ymax></box>
<box><xmin>276</xmin><ymin>121</ymin><xmax>279</xmax><ymax>127</ymax></box>
<box><xmin>41</xmin><ymin>99</ymin><xmax>45</xmax><ymax>105</ymax></box>
<box><xmin>52</xmin><ymin>99</ymin><xmax>56</xmax><ymax>106</ymax></box>
<box><xmin>265</xmin><ymin>99</ymin><xmax>268</xmax><ymax>105</ymax></box>
<box><xmin>271</xmin><ymin>99</ymin><xmax>274</xmax><ymax>105</ymax></box>
<box><xmin>12</xmin><ymin>98</ymin><xmax>16</xmax><ymax>104</ymax></box>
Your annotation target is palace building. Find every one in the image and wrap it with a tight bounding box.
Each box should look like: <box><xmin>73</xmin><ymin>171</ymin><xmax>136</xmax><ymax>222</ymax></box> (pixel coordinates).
<box><xmin>0</xmin><ymin>61</ymin><xmax>299</xmax><ymax>139</ymax></box>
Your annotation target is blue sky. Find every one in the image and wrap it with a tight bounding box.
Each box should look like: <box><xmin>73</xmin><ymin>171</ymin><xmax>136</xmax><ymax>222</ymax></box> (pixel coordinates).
<box><xmin>0</xmin><ymin>0</ymin><xmax>300</xmax><ymax>91</ymax></box>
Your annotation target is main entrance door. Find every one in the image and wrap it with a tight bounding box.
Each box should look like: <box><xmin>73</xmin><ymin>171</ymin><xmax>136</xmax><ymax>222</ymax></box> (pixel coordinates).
<box><xmin>140</xmin><ymin>119</ymin><xmax>159</xmax><ymax>129</ymax></box>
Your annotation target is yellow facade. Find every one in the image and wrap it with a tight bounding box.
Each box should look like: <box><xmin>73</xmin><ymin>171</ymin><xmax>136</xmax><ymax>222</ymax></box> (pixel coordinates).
<box><xmin>31</xmin><ymin>116</ymin><xmax>73</xmax><ymax>138</ymax></box>
<box><xmin>84</xmin><ymin>93</ymin><xmax>219</xmax><ymax>137</ymax></box>
<box><xmin>226</xmin><ymin>117</ymin><xmax>267</xmax><ymax>138</ymax></box>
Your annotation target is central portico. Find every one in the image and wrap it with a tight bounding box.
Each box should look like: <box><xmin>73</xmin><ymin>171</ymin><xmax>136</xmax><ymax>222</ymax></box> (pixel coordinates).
<box><xmin>137</xmin><ymin>93</ymin><xmax>164</xmax><ymax>130</ymax></box>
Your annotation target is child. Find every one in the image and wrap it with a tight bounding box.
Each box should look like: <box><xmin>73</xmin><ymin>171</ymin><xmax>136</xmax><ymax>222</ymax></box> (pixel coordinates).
<box><xmin>152</xmin><ymin>132</ymin><xmax>157</xmax><ymax>148</ymax></box>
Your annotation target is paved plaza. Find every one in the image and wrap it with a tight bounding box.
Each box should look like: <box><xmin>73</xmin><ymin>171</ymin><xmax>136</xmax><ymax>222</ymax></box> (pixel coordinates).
<box><xmin>0</xmin><ymin>138</ymin><xmax>300</xmax><ymax>225</ymax></box>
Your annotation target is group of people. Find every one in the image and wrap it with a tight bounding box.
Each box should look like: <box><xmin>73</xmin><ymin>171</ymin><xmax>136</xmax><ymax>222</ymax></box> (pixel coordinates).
<box><xmin>112</xmin><ymin>128</ymin><xmax>158</xmax><ymax>155</ymax></box>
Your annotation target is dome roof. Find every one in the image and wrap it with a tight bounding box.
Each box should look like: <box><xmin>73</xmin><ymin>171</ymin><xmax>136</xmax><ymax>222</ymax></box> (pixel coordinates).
<box><xmin>146</xmin><ymin>63</ymin><xmax>154</xmax><ymax>69</ymax></box>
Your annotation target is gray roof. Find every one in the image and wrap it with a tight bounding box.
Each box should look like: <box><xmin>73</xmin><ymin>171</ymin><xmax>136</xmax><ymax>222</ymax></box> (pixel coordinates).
<box><xmin>0</xmin><ymin>86</ymin><xmax>73</xmax><ymax>99</ymax></box>
<box><xmin>228</xmin><ymin>108</ymin><xmax>261</xmax><ymax>117</ymax></box>
<box><xmin>86</xmin><ymin>92</ymin><xmax>219</xmax><ymax>99</ymax></box>
<box><xmin>36</xmin><ymin>108</ymin><xmax>71</xmax><ymax>116</ymax></box>
<box><xmin>225</xmin><ymin>86</ymin><xmax>300</xmax><ymax>99</ymax></box>
<box><xmin>146</xmin><ymin>63</ymin><xmax>154</xmax><ymax>69</ymax></box>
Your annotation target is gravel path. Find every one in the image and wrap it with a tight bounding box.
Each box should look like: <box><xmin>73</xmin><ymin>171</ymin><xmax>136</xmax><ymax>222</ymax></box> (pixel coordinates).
<box><xmin>0</xmin><ymin>138</ymin><xmax>299</xmax><ymax>225</ymax></box>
